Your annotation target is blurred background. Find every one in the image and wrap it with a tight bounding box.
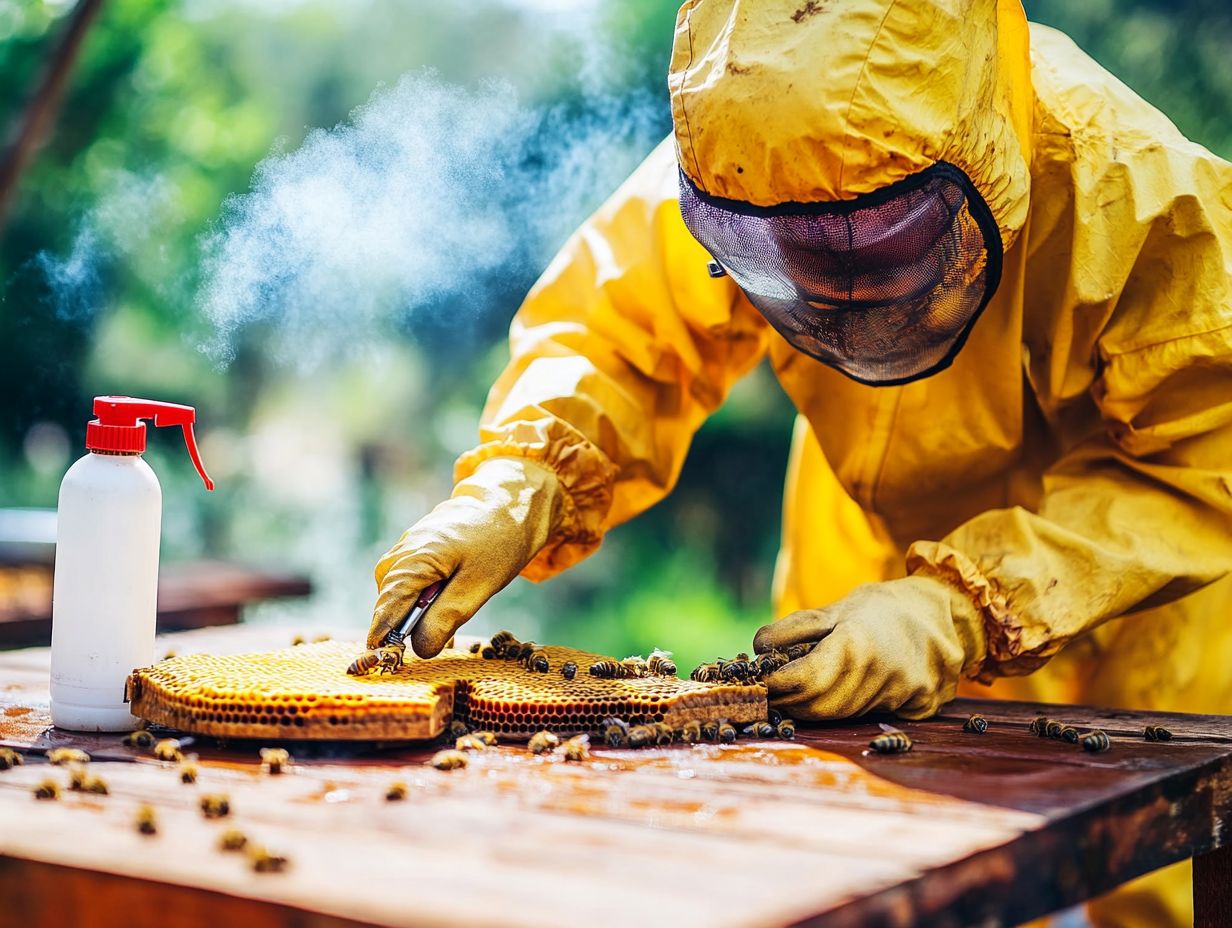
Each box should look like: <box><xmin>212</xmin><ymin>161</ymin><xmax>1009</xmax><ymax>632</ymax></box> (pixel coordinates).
<box><xmin>1</xmin><ymin>0</ymin><xmax>1229</xmax><ymax>671</ymax></box>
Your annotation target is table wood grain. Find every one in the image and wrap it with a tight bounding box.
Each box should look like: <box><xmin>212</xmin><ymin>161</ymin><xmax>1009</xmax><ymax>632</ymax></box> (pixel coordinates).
<box><xmin>1</xmin><ymin>625</ymin><xmax>1229</xmax><ymax>928</ymax></box>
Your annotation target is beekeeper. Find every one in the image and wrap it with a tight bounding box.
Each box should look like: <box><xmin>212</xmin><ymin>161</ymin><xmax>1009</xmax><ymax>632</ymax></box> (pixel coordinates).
<box><xmin>370</xmin><ymin>2</ymin><xmax>1231</xmax><ymax>921</ymax></box>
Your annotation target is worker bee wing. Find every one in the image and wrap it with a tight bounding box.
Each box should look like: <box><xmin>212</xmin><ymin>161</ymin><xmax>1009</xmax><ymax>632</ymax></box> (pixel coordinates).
<box><xmin>877</xmin><ymin>723</ymin><xmax>905</xmax><ymax>734</ymax></box>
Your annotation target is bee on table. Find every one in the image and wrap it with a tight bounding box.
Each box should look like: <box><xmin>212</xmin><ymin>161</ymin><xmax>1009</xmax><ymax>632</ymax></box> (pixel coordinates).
<box><xmin>716</xmin><ymin>721</ymin><xmax>737</xmax><ymax>744</ymax></box>
<box><xmin>776</xmin><ymin>718</ymin><xmax>796</xmax><ymax>740</ymax></box>
<box><xmin>81</xmin><ymin>775</ymin><xmax>109</xmax><ymax>795</ymax></box>
<box><xmin>690</xmin><ymin>663</ymin><xmax>722</xmax><ymax>684</ymax></box>
<box><xmin>200</xmin><ymin>794</ymin><xmax>231</xmax><ymax>819</ymax></box>
<box><xmin>455</xmin><ymin>734</ymin><xmax>489</xmax><ymax>753</ymax></box>
<box><xmin>620</xmin><ymin>655</ymin><xmax>650</xmax><ymax>678</ymax></box>
<box><xmin>0</xmin><ymin>747</ymin><xmax>24</xmax><ymax>770</ymax></box>
<box><xmin>260</xmin><ymin>748</ymin><xmax>293</xmax><ymax>775</ymax></box>
<box><xmin>135</xmin><ymin>804</ymin><xmax>158</xmax><ymax>835</ymax></box>
<box><xmin>1045</xmin><ymin>720</ymin><xmax>1065</xmax><ymax>740</ymax></box>
<box><xmin>1028</xmin><ymin>716</ymin><xmax>1050</xmax><ymax>737</ymax></box>
<box><xmin>743</xmin><ymin>721</ymin><xmax>776</xmax><ymax>739</ymax></box>
<box><xmin>650</xmin><ymin>722</ymin><xmax>675</xmax><ymax>745</ymax></box>
<box><xmin>67</xmin><ymin>764</ymin><xmax>109</xmax><ymax>794</ymax></box>
<box><xmin>1081</xmin><ymin>730</ymin><xmax>1111</xmax><ymax>753</ymax></box>
<box><xmin>219</xmin><ymin>828</ymin><xmax>248</xmax><ymax>851</ymax></box>
<box><xmin>291</xmin><ymin>634</ymin><xmax>306</xmax><ymax>646</ymax></box>
<box><xmin>601</xmin><ymin>717</ymin><xmax>630</xmax><ymax>747</ymax></box>
<box><xmin>589</xmin><ymin>660</ymin><xmax>623</xmax><ymax>679</ymax></box>
<box><xmin>122</xmin><ymin>730</ymin><xmax>154</xmax><ymax>749</ymax></box>
<box><xmin>963</xmin><ymin>715</ymin><xmax>988</xmax><ymax>734</ymax></box>
<box><xmin>385</xmin><ymin>782</ymin><xmax>408</xmax><ymax>802</ymax></box>
<box><xmin>33</xmin><ymin>778</ymin><xmax>60</xmax><ymax>800</ymax></box>
<box><xmin>680</xmin><ymin>721</ymin><xmax>703</xmax><ymax>743</ymax></box>
<box><xmin>785</xmin><ymin>642</ymin><xmax>816</xmax><ymax>661</ymax></box>
<box><xmin>626</xmin><ymin>724</ymin><xmax>656</xmax><ymax>748</ymax></box>
<box><xmin>558</xmin><ymin>735</ymin><xmax>590</xmax><ymax>762</ymax></box>
<box><xmin>528</xmin><ymin>731</ymin><xmax>560</xmax><ymax>756</ymax></box>
<box><xmin>1060</xmin><ymin>726</ymin><xmax>1080</xmax><ymax>744</ymax></box>
<box><xmin>154</xmin><ymin>739</ymin><xmax>184</xmax><ymax>763</ymax></box>
<box><xmin>470</xmin><ymin>731</ymin><xmax>498</xmax><ymax>746</ymax></box>
<box><xmin>179</xmin><ymin>760</ymin><xmax>199</xmax><ymax>784</ymax></box>
<box><xmin>768</xmin><ymin>708</ymin><xmax>784</xmax><ymax>726</ymax></box>
<box><xmin>1144</xmin><ymin>725</ymin><xmax>1173</xmax><ymax>742</ymax></box>
<box><xmin>869</xmin><ymin>724</ymin><xmax>913</xmax><ymax>755</ymax></box>
<box><xmin>247</xmin><ymin>845</ymin><xmax>290</xmax><ymax>873</ymax></box>
<box><xmin>561</xmin><ymin>661</ymin><xmax>578</xmax><ymax>681</ymax></box>
<box><xmin>525</xmin><ymin>650</ymin><xmax>550</xmax><ymax>674</ymax></box>
<box><xmin>47</xmin><ymin>747</ymin><xmax>90</xmax><ymax>766</ymax></box>
<box><xmin>647</xmin><ymin>649</ymin><xmax>677</xmax><ymax>677</ymax></box>
<box><xmin>430</xmin><ymin>749</ymin><xmax>469</xmax><ymax>770</ymax></box>
<box><xmin>701</xmin><ymin>720</ymin><xmax>721</xmax><ymax>742</ymax></box>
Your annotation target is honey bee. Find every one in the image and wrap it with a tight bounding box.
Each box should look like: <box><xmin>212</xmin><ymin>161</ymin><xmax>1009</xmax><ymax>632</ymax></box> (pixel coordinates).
<box><xmin>752</xmin><ymin>651</ymin><xmax>787</xmax><ymax>678</ymax></box>
<box><xmin>346</xmin><ymin>645</ymin><xmax>404</xmax><ymax>676</ymax></box>
<box><xmin>869</xmin><ymin>724</ymin><xmax>913</xmax><ymax>754</ymax></box>
<box><xmin>601</xmin><ymin>717</ymin><xmax>630</xmax><ymax>747</ymax></box>
<box><xmin>690</xmin><ymin>663</ymin><xmax>722</xmax><ymax>683</ymax></box>
<box><xmin>448</xmin><ymin>720</ymin><xmax>470</xmax><ymax>739</ymax></box>
<box><xmin>247</xmin><ymin>845</ymin><xmax>290</xmax><ymax>873</ymax></box>
<box><xmin>626</xmin><ymin>724</ymin><xmax>656</xmax><ymax>748</ymax></box>
<box><xmin>527</xmin><ymin>731</ymin><xmax>560</xmax><ymax>755</ymax></box>
<box><xmin>647</xmin><ymin>649</ymin><xmax>677</xmax><ymax>677</ymax></box>
<box><xmin>1028</xmin><ymin>716</ymin><xmax>1050</xmax><ymax>737</ymax></box>
<box><xmin>561</xmin><ymin>661</ymin><xmax>578</xmax><ymax>680</ymax></box>
<box><xmin>1060</xmin><ymin>726</ymin><xmax>1080</xmax><ymax>744</ymax></box>
<box><xmin>742</xmin><ymin>721</ymin><xmax>775</xmax><ymax>739</ymax></box>
<box><xmin>0</xmin><ymin>747</ymin><xmax>24</xmax><ymax>770</ymax></box>
<box><xmin>179</xmin><ymin>760</ymin><xmax>199</xmax><ymax>784</ymax></box>
<box><xmin>768</xmin><ymin>708</ymin><xmax>784</xmax><ymax>726</ymax></box>
<box><xmin>219</xmin><ymin>828</ymin><xmax>248</xmax><ymax>851</ymax></box>
<box><xmin>260</xmin><ymin>747</ymin><xmax>292</xmax><ymax>774</ymax></box>
<box><xmin>963</xmin><ymin>715</ymin><xmax>988</xmax><ymax>734</ymax></box>
<box><xmin>455</xmin><ymin>734</ymin><xmax>489</xmax><ymax>752</ymax></box>
<box><xmin>430</xmin><ymin>749</ymin><xmax>469</xmax><ymax>770</ymax></box>
<box><xmin>385</xmin><ymin>782</ymin><xmax>408</xmax><ymax>802</ymax></box>
<box><xmin>558</xmin><ymin>735</ymin><xmax>590</xmax><ymax>762</ymax></box>
<box><xmin>1144</xmin><ymin>725</ymin><xmax>1173</xmax><ymax>742</ymax></box>
<box><xmin>680</xmin><ymin>721</ymin><xmax>702</xmax><ymax>743</ymax></box>
<box><xmin>776</xmin><ymin>718</ymin><xmax>796</xmax><ymax>740</ymax></box>
<box><xmin>81</xmin><ymin>774</ymin><xmax>109</xmax><ymax>795</ymax></box>
<box><xmin>33</xmin><ymin>778</ymin><xmax>60</xmax><ymax>800</ymax></box>
<box><xmin>525</xmin><ymin>650</ymin><xmax>550</xmax><ymax>674</ymax></box>
<box><xmin>122</xmin><ymin>730</ymin><xmax>155</xmax><ymax>749</ymax></box>
<box><xmin>162</xmin><ymin>650</ymin><xmax>178</xmax><ymax>660</ymax></box>
<box><xmin>651</xmin><ymin>722</ymin><xmax>675</xmax><ymax>745</ymax></box>
<box><xmin>47</xmin><ymin>747</ymin><xmax>90</xmax><ymax>766</ymax></box>
<box><xmin>700</xmin><ymin>720</ymin><xmax>720</xmax><ymax>741</ymax></box>
<box><xmin>620</xmin><ymin>655</ymin><xmax>650</xmax><ymax>678</ymax></box>
<box><xmin>716</xmin><ymin>721</ymin><xmax>737</xmax><ymax>744</ymax></box>
<box><xmin>589</xmin><ymin>660</ymin><xmax>622</xmax><ymax>679</ymax></box>
<box><xmin>481</xmin><ymin>645</ymin><xmax>499</xmax><ymax>659</ymax></box>
<box><xmin>719</xmin><ymin>657</ymin><xmax>754</xmax><ymax>682</ymax></box>
<box><xmin>154</xmin><ymin>739</ymin><xmax>184</xmax><ymax>763</ymax></box>
<box><xmin>1081</xmin><ymin>730</ymin><xmax>1111</xmax><ymax>753</ymax></box>
<box><xmin>291</xmin><ymin>635</ymin><xmax>306</xmax><ymax>646</ymax></box>
<box><xmin>135</xmin><ymin>804</ymin><xmax>157</xmax><ymax>835</ymax></box>
<box><xmin>489</xmin><ymin>630</ymin><xmax>516</xmax><ymax>655</ymax></box>
<box><xmin>1045</xmin><ymin>720</ymin><xmax>1065</xmax><ymax>740</ymax></box>
<box><xmin>470</xmin><ymin>731</ymin><xmax>498</xmax><ymax>746</ymax></box>
<box><xmin>509</xmin><ymin>642</ymin><xmax>537</xmax><ymax>662</ymax></box>
<box><xmin>200</xmin><ymin>794</ymin><xmax>231</xmax><ymax>818</ymax></box>
<box><xmin>67</xmin><ymin>764</ymin><xmax>93</xmax><ymax>792</ymax></box>
<box><xmin>785</xmin><ymin>642</ymin><xmax>815</xmax><ymax>661</ymax></box>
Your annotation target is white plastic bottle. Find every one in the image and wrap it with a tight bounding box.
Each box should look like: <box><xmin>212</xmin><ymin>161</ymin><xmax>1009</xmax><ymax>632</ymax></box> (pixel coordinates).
<box><xmin>50</xmin><ymin>396</ymin><xmax>213</xmax><ymax>731</ymax></box>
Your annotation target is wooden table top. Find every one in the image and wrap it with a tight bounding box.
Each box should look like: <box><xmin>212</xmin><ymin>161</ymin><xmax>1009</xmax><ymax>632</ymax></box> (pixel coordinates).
<box><xmin>1</xmin><ymin>625</ymin><xmax>1230</xmax><ymax>928</ymax></box>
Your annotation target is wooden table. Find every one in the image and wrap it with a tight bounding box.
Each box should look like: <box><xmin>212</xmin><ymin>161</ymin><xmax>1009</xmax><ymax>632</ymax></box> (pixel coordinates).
<box><xmin>1</xmin><ymin>625</ymin><xmax>1229</xmax><ymax>928</ymax></box>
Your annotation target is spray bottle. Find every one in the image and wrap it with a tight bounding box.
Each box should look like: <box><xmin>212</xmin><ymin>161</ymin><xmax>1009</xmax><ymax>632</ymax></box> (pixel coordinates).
<box><xmin>50</xmin><ymin>396</ymin><xmax>214</xmax><ymax>731</ymax></box>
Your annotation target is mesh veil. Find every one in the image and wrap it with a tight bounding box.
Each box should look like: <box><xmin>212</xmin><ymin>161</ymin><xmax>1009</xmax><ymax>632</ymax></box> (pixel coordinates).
<box><xmin>679</xmin><ymin>162</ymin><xmax>1003</xmax><ymax>385</ymax></box>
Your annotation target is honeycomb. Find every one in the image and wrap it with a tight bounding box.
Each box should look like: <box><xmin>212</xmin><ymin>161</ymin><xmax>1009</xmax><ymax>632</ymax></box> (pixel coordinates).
<box><xmin>127</xmin><ymin>642</ymin><xmax>767</xmax><ymax>742</ymax></box>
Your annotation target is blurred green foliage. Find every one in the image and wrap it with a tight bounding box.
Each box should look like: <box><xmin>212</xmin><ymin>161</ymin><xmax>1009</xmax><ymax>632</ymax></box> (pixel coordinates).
<box><xmin>1</xmin><ymin>0</ymin><xmax>1229</xmax><ymax>672</ymax></box>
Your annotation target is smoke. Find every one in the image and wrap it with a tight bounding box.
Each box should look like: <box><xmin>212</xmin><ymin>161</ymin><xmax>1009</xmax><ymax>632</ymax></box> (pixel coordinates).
<box><xmin>198</xmin><ymin>70</ymin><xmax>664</xmax><ymax>368</ymax></box>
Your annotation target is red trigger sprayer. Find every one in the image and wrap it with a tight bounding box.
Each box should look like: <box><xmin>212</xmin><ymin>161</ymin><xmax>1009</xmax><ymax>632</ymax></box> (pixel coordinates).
<box><xmin>50</xmin><ymin>396</ymin><xmax>215</xmax><ymax>731</ymax></box>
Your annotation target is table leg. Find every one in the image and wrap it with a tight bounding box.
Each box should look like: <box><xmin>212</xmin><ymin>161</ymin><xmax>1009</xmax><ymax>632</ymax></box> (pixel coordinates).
<box><xmin>1195</xmin><ymin>844</ymin><xmax>1232</xmax><ymax>928</ymax></box>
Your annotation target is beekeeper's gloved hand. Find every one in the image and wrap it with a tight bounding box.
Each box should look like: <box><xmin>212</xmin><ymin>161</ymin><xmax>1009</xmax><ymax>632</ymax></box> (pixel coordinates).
<box><xmin>753</xmin><ymin>576</ymin><xmax>987</xmax><ymax>720</ymax></box>
<box><xmin>368</xmin><ymin>458</ymin><xmax>562</xmax><ymax>657</ymax></box>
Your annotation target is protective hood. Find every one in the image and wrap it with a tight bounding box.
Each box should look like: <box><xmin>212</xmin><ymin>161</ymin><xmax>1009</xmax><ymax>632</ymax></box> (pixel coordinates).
<box><xmin>668</xmin><ymin>0</ymin><xmax>1033</xmax><ymax>252</ymax></box>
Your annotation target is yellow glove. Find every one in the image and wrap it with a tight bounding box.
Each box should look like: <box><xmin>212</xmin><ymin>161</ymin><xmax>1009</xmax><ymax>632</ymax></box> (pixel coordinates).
<box><xmin>368</xmin><ymin>458</ymin><xmax>563</xmax><ymax>657</ymax></box>
<box><xmin>752</xmin><ymin>576</ymin><xmax>986</xmax><ymax>720</ymax></box>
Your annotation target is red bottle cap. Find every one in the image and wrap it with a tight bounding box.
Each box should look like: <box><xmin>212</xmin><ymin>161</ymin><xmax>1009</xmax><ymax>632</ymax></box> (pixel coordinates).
<box><xmin>85</xmin><ymin>396</ymin><xmax>215</xmax><ymax>490</ymax></box>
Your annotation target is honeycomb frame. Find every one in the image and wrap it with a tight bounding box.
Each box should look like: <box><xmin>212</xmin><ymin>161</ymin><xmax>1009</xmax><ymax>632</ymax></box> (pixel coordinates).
<box><xmin>126</xmin><ymin>642</ymin><xmax>767</xmax><ymax>742</ymax></box>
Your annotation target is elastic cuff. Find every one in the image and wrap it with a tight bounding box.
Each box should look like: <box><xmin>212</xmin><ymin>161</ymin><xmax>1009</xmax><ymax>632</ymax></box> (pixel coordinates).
<box><xmin>906</xmin><ymin>540</ymin><xmax>1050</xmax><ymax>682</ymax></box>
<box><xmin>454</xmin><ymin>419</ymin><xmax>618</xmax><ymax>581</ymax></box>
